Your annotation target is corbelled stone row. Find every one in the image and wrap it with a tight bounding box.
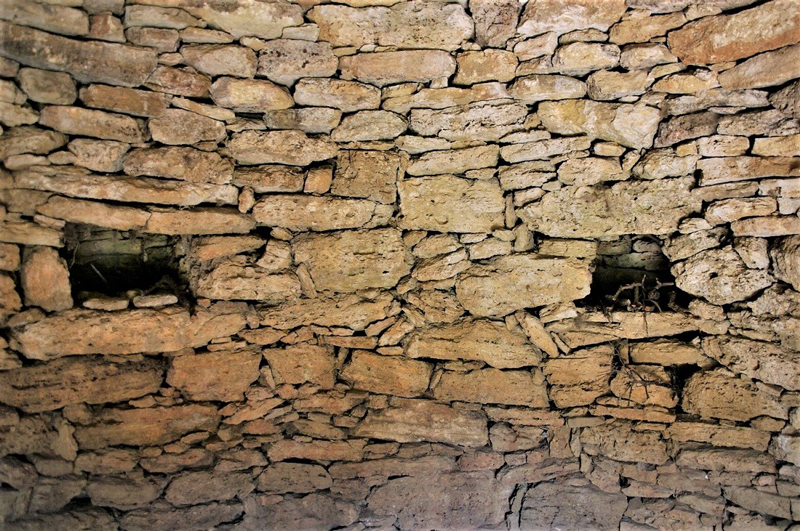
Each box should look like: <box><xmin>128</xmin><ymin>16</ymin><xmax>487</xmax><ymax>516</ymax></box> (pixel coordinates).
<box><xmin>293</xmin><ymin>229</ymin><xmax>413</xmax><ymax>292</ymax></box>
<box><xmin>519</xmin><ymin>177</ymin><xmax>702</xmax><ymax>238</ymax></box>
<box><xmin>0</xmin><ymin>356</ymin><xmax>163</xmax><ymax>413</ymax></box>
<box><xmin>398</xmin><ymin>175</ymin><xmax>505</xmax><ymax>233</ymax></box>
<box><xmin>339</xmin><ymin>50</ymin><xmax>456</xmax><ymax>87</ymax></box>
<box><xmin>406</xmin><ymin>319</ymin><xmax>541</xmax><ymax>369</ymax></box>
<box><xmin>455</xmin><ymin>254</ymin><xmax>592</xmax><ymax>317</ymax></box>
<box><xmin>11</xmin><ymin>304</ymin><xmax>246</xmax><ymax>360</ymax></box>
<box><xmin>0</xmin><ymin>21</ymin><xmax>157</xmax><ymax>86</ymax></box>
<box><xmin>308</xmin><ymin>3</ymin><xmax>473</xmax><ymax>50</ymax></box>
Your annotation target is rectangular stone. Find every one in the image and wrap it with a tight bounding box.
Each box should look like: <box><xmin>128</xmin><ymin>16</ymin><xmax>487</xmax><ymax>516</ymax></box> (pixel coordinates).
<box><xmin>699</xmin><ymin>157</ymin><xmax>800</xmax><ymax>186</ymax></box>
<box><xmin>354</xmin><ymin>398</ymin><xmax>489</xmax><ymax>447</ymax></box>
<box><xmin>259</xmin><ymin>292</ymin><xmax>395</xmax><ymax>331</ymax></box>
<box><xmin>398</xmin><ymin>175</ymin><xmax>505</xmax><ymax>233</ymax></box>
<box><xmin>0</xmin><ymin>21</ymin><xmax>157</xmax><ymax>87</ymax></box>
<box><xmin>263</xmin><ymin>344</ymin><xmax>336</xmax><ymax>389</ymax></box>
<box><xmin>191</xmin><ymin>258</ymin><xmax>300</xmax><ymax>302</ymax></box>
<box><xmin>38</xmin><ymin>106</ymin><xmax>147</xmax><ymax>143</ymax></box>
<box><xmin>340</xmin><ymin>350</ymin><xmax>432</xmax><ymax>398</ymax></box>
<box><xmin>252</xmin><ymin>195</ymin><xmax>377</xmax><ymax>232</ymax></box>
<box><xmin>36</xmin><ymin>196</ymin><xmax>150</xmax><ymax>231</ymax></box>
<box><xmin>666</xmin><ymin>422</ymin><xmax>770</xmax><ymax>451</ymax></box>
<box><xmin>433</xmin><ymin>368</ymin><xmax>549</xmax><ymax>407</ymax></box>
<box><xmin>232</xmin><ymin>165</ymin><xmax>304</xmax><ymax>193</ymax></box>
<box><xmin>80</xmin><ymin>84</ymin><xmax>170</xmax><ymax>117</ymax></box>
<box><xmin>145</xmin><ymin>207</ymin><xmax>255</xmax><ymax>235</ymax></box>
<box><xmin>407</xmin><ymin>145</ymin><xmax>499</xmax><ymax>176</ymax></box>
<box><xmin>340</xmin><ymin>50</ymin><xmax>455</xmax><ymax>87</ymax></box>
<box><xmin>331</xmin><ymin>150</ymin><xmax>401</xmax><ymax>204</ymax></box>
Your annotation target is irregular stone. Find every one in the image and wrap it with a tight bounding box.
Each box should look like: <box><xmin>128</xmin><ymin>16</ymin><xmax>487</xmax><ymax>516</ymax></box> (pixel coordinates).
<box><xmin>340</xmin><ymin>50</ymin><xmax>456</xmax><ymax>87</ymax></box>
<box><xmin>581</xmin><ymin>420</ymin><xmax>669</xmax><ymax>464</ymax></box>
<box><xmin>12</xmin><ymin>305</ymin><xmax>246</xmax><ymax>360</ymax></box>
<box><xmin>180</xmin><ymin>44</ymin><xmax>255</xmax><ymax>78</ymax></box>
<box><xmin>20</xmin><ymin>246</ymin><xmax>72</xmax><ymax>312</ymax></box>
<box><xmin>672</xmin><ymin>247</ymin><xmax>774</xmax><ymax>305</ymax></box>
<box><xmin>398</xmin><ymin>175</ymin><xmax>504</xmax><ymax>233</ymax></box>
<box><xmin>434</xmin><ymin>368</ymin><xmax>549</xmax><ymax>407</ymax></box>
<box><xmin>609</xmin><ymin>365</ymin><xmax>677</xmax><ymax>407</ymax></box>
<box><xmin>229</xmin><ymin>130</ymin><xmax>337</xmax><ymax>166</ymax></box>
<box><xmin>39</xmin><ymin>105</ymin><xmax>146</xmax><ymax>143</ymax></box>
<box><xmin>233</xmin><ymin>165</ymin><xmax>303</xmax><ymax>193</ymax></box>
<box><xmin>263</xmin><ymin>107</ymin><xmax>341</xmax><ymax>134</ymax></box>
<box><xmin>191</xmin><ymin>257</ymin><xmax>300</xmax><ymax>302</ymax></box>
<box><xmin>259</xmin><ymin>292</ymin><xmax>394</xmax><ymax>331</ymax></box>
<box><xmin>79</xmin><ymin>84</ymin><xmax>169</xmax><ymax>118</ymax></box>
<box><xmin>0</xmin><ymin>220</ymin><xmax>63</xmax><ymax>248</ymax></box>
<box><xmin>619</xmin><ymin>43</ymin><xmax>677</xmax><ymax>70</ymax></box>
<box><xmin>500</xmin><ymin>137</ymin><xmax>590</xmax><ymax>164</ymax></box>
<box><xmin>653</xmin><ymin>70</ymin><xmax>719</xmax><ymax>94</ymax></box>
<box><xmin>520</xmin><ymin>177</ymin><xmax>701</xmax><ymax>238</ymax></box>
<box><xmin>772</xmin><ymin>235</ymin><xmax>800</xmax><ymax>290</ymax></box>
<box><xmin>752</xmin><ymin>134</ymin><xmax>800</xmax><ymax>157</ymax></box>
<box><xmin>17</xmin><ymin>67</ymin><xmax>76</xmax><ymax>105</ymax></box>
<box><xmin>257</xmin><ymin>462</ymin><xmax>332</xmax><ymax>494</ymax></box>
<box><xmin>145</xmin><ymin>207</ymin><xmax>255</xmax><ymax>235</ymax></box>
<box><xmin>0</xmin><ymin>21</ymin><xmax>157</xmax><ymax>87</ymax></box>
<box><xmin>0</xmin><ymin>356</ymin><xmax>162</xmax><ymax>413</ymax></box>
<box><xmin>731</xmin><ymin>216</ymin><xmax>800</xmax><ymax>237</ymax></box>
<box><xmin>16</xmin><ymin>169</ymin><xmax>237</xmax><ymax>206</ymax></box>
<box><xmin>331</xmin><ymin>110</ymin><xmax>406</xmax><ymax>142</ymax></box>
<box><xmin>668</xmin><ymin>0</ymin><xmax>800</xmax><ymax>64</ymax></box>
<box><xmin>126</xmin><ymin>26</ymin><xmax>180</xmax><ymax>52</ymax></box>
<box><xmin>87</xmin><ymin>474</ymin><xmax>163</xmax><ymax>510</ymax></box>
<box><xmin>508</xmin><ymin>74</ymin><xmax>587</xmax><ymax>103</ymax></box>
<box><xmin>538</xmin><ymin>99</ymin><xmax>660</xmax><ymax>149</ymax></box>
<box><xmin>456</xmin><ymin>254</ymin><xmax>591</xmax><ymax>317</ymax></box>
<box><xmin>587</xmin><ymin>69</ymin><xmax>650</xmax><ymax>100</ymax></box>
<box><xmin>240</xmin><ymin>493</ymin><xmax>357</xmax><ymax>531</ymax></box>
<box><xmin>406</xmin><ymin>320</ymin><xmax>541</xmax><ymax>369</ymax></box>
<box><xmin>123</xmin><ymin>146</ymin><xmax>232</xmax><ymax>184</ymax></box>
<box><xmin>67</xmin><ymin>139</ymin><xmax>129</xmax><ymax>173</ymax></box>
<box><xmin>256</xmin><ymin>39</ymin><xmax>336</xmax><ymax>86</ymax></box>
<box><xmin>771</xmin><ymin>435</ymin><xmax>800</xmax><ymax>466</ymax></box>
<box><xmin>0</xmin><ymin>125</ymin><xmax>66</xmax><ymax>159</ymax></box>
<box><xmin>331</xmin><ymin>150</ymin><xmax>401</xmax><ymax>204</ymax></box>
<box><xmin>470</xmin><ymin>0</ymin><xmax>520</xmax><ymax>47</ymax></box>
<box><xmin>703</xmin><ymin>336</ymin><xmax>800</xmax><ymax>391</ymax></box>
<box><xmin>145</xmin><ymin>65</ymin><xmax>210</xmax><ymax>97</ymax></box>
<box><xmin>610</xmin><ymin>11</ymin><xmax>686</xmax><ymax>44</ymax></box>
<box><xmin>167</xmin><ymin>348</ymin><xmax>261</xmax><ymax>402</ymax></box>
<box><xmin>384</xmin><ymin>82</ymin><xmax>510</xmax><ymax>115</ymax></box>
<box><xmin>368</xmin><ymin>472</ymin><xmax>511</xmax><ymax>530</ymax></box>
<box><xmin>705</xmin><ymin>197</ymin><xmax>777</xmax><ymax>225</ymax></box>
<box><xmin>667</xmin><ymin>422</ymin><xmax>770</xmax><ymax>451</ymax></box>
<box><xmin>719</xmin><ymin>43</ymin><xmax>800</xmax><ymax>89</ymax></box>
<box><xmin>124</xmin><ymin>4</ymin><xmax>199</xmax><ymax>29</ymax></box>
<box><xmin>149</xmin><ymin>108</ymin><xmax>225</xmax><ymax>145</ymax></box>
<box><xmin>543</xmin><ymin>345</ymin><xmax>613</xmax><ymax>407</ymax></box>
<box><xmin>407</xmin><ymin>145</ymin><xmax>498</xmax><ymax>176</ymax></box>
<box><xmin>119</xmin><ymin>501</ymin><xmax>243</xmax><ymax>531</ymax></box>
<box><xmin>409</xmin><ymin>102</ymin><xmax>528</xmax><ymax>142</ymax></box>
<box><xmin>263</xmin><ymin>344</ymin><xmax>335</xmax><ymax>389</ymax></box>
<box><xmin>663</xmin><ymin>228</ymin><xmax>726</xmax><ymax>261</ymax></box>
<box><xmin>293</xmin><ymin>78</ymin><xmax>380</xmax><ymax>112</ymax></box>
<box><xmin>682</xmin><ymin>370</ymin><xmax>788</xmax><ymax>422</ymax></box>
<box><xmin>699</xmin><ymin>156</ymin><xmax>800</xmax><ymax>186</ymax></box>
<box><xmin>552</xmin><ymin>42</ymin><xmax>620</xmax><ymax>75</ymax></box>
<box><xmin>74</xmin><ymin>404</ymin><xmax>220</xmax><ymax>449</ymax></box>
<box><xmin>557</xmin><ymin>157</ymin><xmax>629</xmax><ymax>186</ymax></box>
<box><xmin>252</xmin><ymin>195</ymin><xmax>377</xmax><ymax>231</ymax></box>
<box><xmin>0</xmin><ymin>1</ymin><xmax>88</xmax><ymax>36</ymax></box>
<box><xmin>309</xmin><ymin>3</ymin><xmax>473</xmax><ymax>51</ymax></box>
<box><xmin>770</xmin><ymin>79</ymin><xmax>800</xmax><ymax>118</ymax></box>
<box><xmin>724</xmin><ymin>486</ymin><xmax>792</xmax><ymax>519</ymax></box>
<box><xmin>293</xmin><ymin>229</ymin><xmax>412</xmax><ymax>292</ymax></box>
<box><xmin>518</xmin><ymin>0</ymin><xmax>626</xmax><ymax>36</ymax></box>
<box><xmin>453</xmin><ymin>49</ymin><xmax>517</xmax><ymax>85</ymax></box>
<box><xmin>341</xmin><ymin>350</ymin><xmax>432</xmax><ymax>398</ymax></box>
<box><xmin>210</xmin><ymin>77</ymin><xmax>292</xmax><ymax>112</ymax></box>
<box><xmin>520</xmin><ymin>478</ymin><xmax>628</xmax><ymax>530</ymax></box>
<box><xmin>633</xmin><ymin>148</ymin><xmax>698</xmax><ymax>180</ymax></box>
<box><xmin>355</xmin><ymin>398</ymin><xmax>488</xmax><ymax>447</ymax></box>
<box><xmin>267</xmin><ymin>438</ymin><xmax>365</xmax><ymax>463</ymax></box>
<box><xmin>665</xmin><ymin>88</ymin><xmax>770</xmax><ymax>116</ymax></box>
<box><xmin>165</xmin><ymin>471</ymin><xmax>253</xmax><ymax>507</ymax></box>
<box><xmin>677</xmin><ymin>446</ymin><xmax>776</xmax><ymax>474</ymax></box>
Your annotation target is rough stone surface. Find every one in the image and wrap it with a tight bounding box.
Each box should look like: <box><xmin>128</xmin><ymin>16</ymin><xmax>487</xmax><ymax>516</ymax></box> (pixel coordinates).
<box><xmin>340</xmin><ymin>51</ymin><xmax>456</xmax><ymax>87</ymax></box>
<box><xmin>229</xmin><ymin>130</ymin><xmax>338</xmax><ymax>166</ymax></box>
<box><xmin>20</xmin><ymin>247</ymin><xmax>72</xmax><ymax>312</ymax></box>
<box><xmin>167</xmin><ymin>348</ymin><xmax>261</xmax><ymax>402</ymax></box>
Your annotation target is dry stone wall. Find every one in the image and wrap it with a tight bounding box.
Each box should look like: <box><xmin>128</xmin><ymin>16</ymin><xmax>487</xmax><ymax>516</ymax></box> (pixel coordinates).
<box><xmin>0</xmin><ymin>0</ymin><xmax>800</xmax><ymax>529</ymax></box>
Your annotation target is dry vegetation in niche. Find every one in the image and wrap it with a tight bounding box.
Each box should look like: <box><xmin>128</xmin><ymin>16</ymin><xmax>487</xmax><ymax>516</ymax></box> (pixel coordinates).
<box><xmin>0</xmin><ymin>0</ymin><xmax>800</xmax><ymax>529</ymax></box>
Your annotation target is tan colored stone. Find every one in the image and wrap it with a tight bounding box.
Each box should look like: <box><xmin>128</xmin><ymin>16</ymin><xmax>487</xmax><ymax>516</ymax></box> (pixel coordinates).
<box><xmin>87</xmin><ymin>475</ymin><xmax>163</xmax><ymax>511</ymax></box>
<box><xmin>666</xmin><ymin>422</ymin><xmax>770</xmax><ymax>451</ymax></box>
<box><xmin>0</xmin><ymin>356</ymin><xmax>162</xmax><ymax>413</ymax></box>
<box><xmin>79</xmin><ymin>84</ymin><xmax>169</xmax><ymax>118</ymax></box>
<box><xmin>587</xmin><ymin>70</ymin><xmax>650</xmax><ymax>100</ymax></box>
<box><xmin>703</xmin><ymin>336</ymin><xmax>800</xmax><ymax>391</ymax></box>
<box><xmin>145</xmin><ymin>207</ymin><xmax>255</xmax><ymax>235</ymax></box>
<box><xmin>672</xmin><ymin>247</ymin><xmax>774</xmax><ymax>305</ymax></box>
<box><xmin>453</xmin><ymin>50</ymin><xmax>517</xmax><ymax>85</ymax></box>
<box><xmin>772</xmin><ymin>235</ymin><xmax>800</xmax><ymax>290</ymax></box>
<box><xmin>180</xmin><ymin>44</ymin><xmax>255</xmax><ymax>78</ymax></box>
<box><xmin>259</xmin><ymin>292</ymin><xmax>394</xmax><ymax>331</ymax></box>
<box><xmin>12</xmin><ymin>304</ymin><xmax>246</xmax><ymax>360</ymax></box>
<box><xmin>0</xmin><ymin>21</ymin><xmax>157</xmax><ymax>87</ymax></box>
<box><xmin>706</xmin><ymin>197</ymin><xmax>777</xmax><ymax>225</ymax></box>
<box><xmin>719</xmin><ymin>43</ymin><xmax>800</xmax><ymax>89</ymax></box>
<box><xmin>0</xmin><ymin>220</ymin><xmax>63</xmax><ymax>248</ymax></box>
<box><xmin>67</xmin><ymin>139</ymin><xmax>129</xmax><ymax>173</ymax></box>
<box><xmin>520</xmin><ymin>478</ymin><xmax>627</xmax><ymax>530</ymax></box>
<box><xmin>209</xmin><ymin>77</ymin><xmax>292</xmax><ymax>113</ymax></box>
<box><xmin>538</xmin><ymin>99</ymin><xmax>660</xmax><ymax>149</ymax></box>
<box><xmin>543</xmin><ymin>345</ymin><xmax>613</xmax><ymax>407</ymax></box>
<box><xmin>0</xmin><ymin>126</ymin><xmax>66</xmax><ymax>160</ymax></box>
<box><xmin>456</xmin><ymin>254</ymin><xmax>591</xmax><ymax>317</ymax></box>
<box><xmin>0</xmin><ymin>0</ymin><xmax>88</xmax><ymax>36</ymax></box>
<box><xmin>145</xmin><ymin>65</ymin><xmax>210</xmax><ymax>98</ymax></box>
<box><xmin>309</xmin><ymin>3</ymin><xmax>473</xmax><ymax>51</ymax></box>
<box><xmin>293</xmin><ymin>78</ymin><xmax>380</xmax><ymax>112</ymax></box>
<box><xmin>341</xmin><ymin>50</ymin><xmax>456</xmax><ymax>87</ymax></box>
<box><xmin>668</xmin><ymin>0</ymin><xmax>800</xmax><ymax>64</ymax></box>
<box><xmin>609</xmin><ymin>365</ymin><xmax>677</xmax><ymax>408</ymax></box>
<box><xmin>148</xmin><ymin>108</ymin><xmax>225</xmax><ymax>145</ymax></box>
<box><xmin>518</xmin><ymin>0</ymin><xmax>626</xmax><ymax>36</ymax></box>
<box><xmin>167</xmin><ymin>348</ymin><xmax>260</xmax><ymax>402</ymax></box>
<box><xmin>165</xmin><ymin>471</ymin><xmax>253</xmax><ymax>507</ymax></box>
<box><xmin>293</xmin><ymin>229</ymin><xmax>412</xmax><ymax>292</ymax></box>
<box><xmin>256</xmin><ymin>39</ymin><xmax>337</xmax><ymax>86</ymax></box>
<box><xmin>752</xmin><ymin>134</ymin><xmax>800</xmax><ymax>157</ymax></box>
<box><xmin>263</xmin><ymin>107</ymin><xmax>342</xmax><ymax>134</ymax></box>
<box><xmin>581</xmin><ymin>420</ymin><xmax>669</xmax><ymax>464</ymax></box>
<box><xmin>398</xmin><ymin>175</ymin><xmax>505</xmax><ymax>233</ymax></box>
<box><xmin>123</xmin><ymin>146</ymin><xmax>232</xmax><ymax>184</ymax></box>
<box><xmin>557</xmin><ymin>157</ymin><xmax>629</xmax><ymax>186</ymax></box>
<box><xmin>407</xmin><ymin>145</ymin><xmax>498</xmax><ymax>176</ymax></box>
<box><xmin>20</xmin><ymin>246</ymin><xmax>72</xmax><ymax>312</ymax></box>
<box><xmin>232</xmin><ymin>165</ymin><xmax>304</xmax><ymax>194</ymax></box>
<box><xmin>341</xmin><ymin>350</ymin><xmax>432</xmax><ymax>397</ymax></box>
<box><xmin>406</xmin><ymin>319</ymin><xmax>541</xmax><ymax>369</ymax></box>
<box><xmin>383</xmin><ymin>83</ymin><xmax>510</xmax><ymax>115</ymax></box>
<box><xmin>192</xmin><ymin>257</ymin><xmax>300</xmax><ymax>302</ymax></box>
<box><xmin>331</xmin><ymin>110</ymin><xmax>406</xmax><ymax>142</ymax></box>
<box><xmin>18</xmin><ymin>67</ymin><xmax>76</xmax><ymax>105</ymax></box>
<box><xmin>39</xmin><ymin>106</ymin><xmax>146</xmax><ymax>143</ymax></box>
<box><xmin>229</xmin><ymin>130</ymin><xmax>337</xmax><ymax>166</ymax></box>
<box><xmin>74</xmin><ymin>404</ymin><xmax>220</xmax><ymax>449</ymax></box>
<box><xmin>610</xmin><ymin>11</ymin><xmax>686</xmax><ymax>44</ymax></box>
<box><xmin>471</xmin><ymin>0</ymin><xmax>520</xmax><ymax>47</ymax></box>
<box><xmin>124</xmin><ymin>4</ymin><xmax>200</xmax><ymax>29</ymax></box>
<box><xmin>409</xmin><ymin>102</ymin><xmax>528</xmax><ymax>142</ymax></box>
<box><xmin>628</xmin><ymin>340</ymin><xmax>708</xmax><ymax>366</ymax></box>
<box><xmin>770</xmin><ymin>80</ymin><xmax>800</xmax><ymax>118</ymax></box>
<box><xmin>731</xmin><ymin>216</ymin><xmax>800</xmax><ymax>237</ymax></box>
<box><xmin>434</xmin><ymin>368</ymin><xmax>549</xmax><ymax>407</ymax></box>
<box><xmin>331</xmin><ymin>150</ymin><xmax>401</xmax><ymax>204</ymax></box>
<box><xmin>119</xmin><ymin>501</ymin><xmax>242</xmax><ymax>531</ymax></box>
<box><xmin>355</xmin><ymin>398</ymin><xmax>488</xmax><ymax>447</ymax></box>
<box><xmin>263</xmin><ymin>344</ymin><xmax>336</xmax><ymax>389</ymax></box>
<box><xmin>252</xmin><ymin>194</ymin><xmax>377</xmax><ymax>231</ymax></box>
<box><xmin>257</xmin><ymin>462</ymin><xmax>332</xmax><ymax>494</ymax></box>
<box><xmin>724</xmin><ymin>486</ymin><xmax>792</xmax><ymax>520</ymax></box>
<box><xmin>698</xmin><ymin>156</ymin><xmax>800</xmax><ymax>186</ymax></box>
<box><xmin>682</xmin><ymin>370</ymin><xmax>788</xmax><ymax>422</ymax></box>
<box><xmin>500</xmin><ymin>137</ymin><xmax>590</xmax><ymax>164</ymax></box>
<box><xmin>509</xmin><ymin>74</ymin><xmax>587</xmax><ymax>103</ymax></box>
<box><xmin>677</xmin><ymin>447</ymin><xmax>776</xmax><ymax>474</ymax></box>
<box><xmin>552</xmin><ymin>42</ymin><xmax>620</xmax><ymax>76</ymax></box>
